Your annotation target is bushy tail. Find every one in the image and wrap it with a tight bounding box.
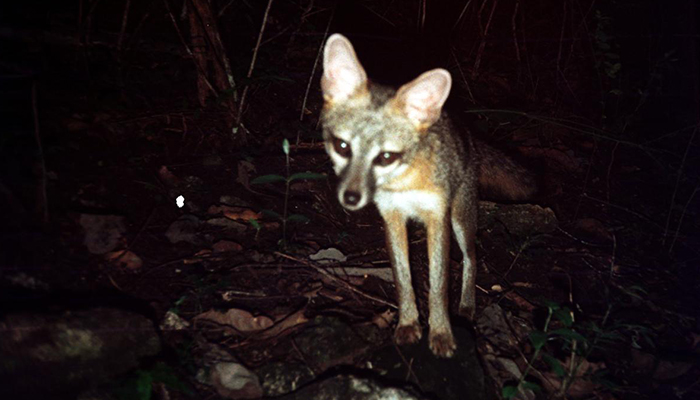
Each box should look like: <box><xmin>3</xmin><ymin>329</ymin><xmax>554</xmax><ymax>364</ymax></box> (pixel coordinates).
<box><xmin>474</xmin><ymin>139</ymin><xmax>537</xmax><ymax>202</ymax></box>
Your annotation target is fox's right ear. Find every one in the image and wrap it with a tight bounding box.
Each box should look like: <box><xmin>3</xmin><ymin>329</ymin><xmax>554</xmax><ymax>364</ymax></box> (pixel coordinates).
<box><xmin>322</xmin><ymin>34</ymin><xmax>368</xmax><ymax>102</ymax></box>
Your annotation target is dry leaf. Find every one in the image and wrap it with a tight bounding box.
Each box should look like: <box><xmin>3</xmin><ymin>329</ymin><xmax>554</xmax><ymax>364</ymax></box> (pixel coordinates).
<box><xmin>236</xmin><ymin>160</ymin><xmax>256</xmax><ymax>190</ymax></box>
<box><xmin>105</xmin><ymin>250</ymin><xmax>143</xmax><ymax>270</ymax></box>
<box><xmin>256</xmin><ymin>309</ymin><xmax>309</xmax><ymax>339</ymax></box>
<box><xmin>195</xmin><ymin>309</ymin><xmax>274</xmax><ymax>333</ymax></box>
<box><xmin>372</xmin><ymin>309</ymin><xmax>396</xmax><ymax>329</ymax></box>
<box><xmin>542</xmin><ymin>357</ymin><xmax>605</xmax><ymax>398</ymax></box>
<box><xmin>212</xmin><ymin>240</ymin><xmax>243</xmax><ymax>253</ymax></box>
<box><xmin>158</xmin><ymin>166</ymin><xmax>181</xmax><ymax>187</ymax></box>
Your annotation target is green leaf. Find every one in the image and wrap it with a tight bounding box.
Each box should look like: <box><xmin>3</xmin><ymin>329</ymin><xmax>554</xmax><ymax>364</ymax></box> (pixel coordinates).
<box><xmin>521</xmin><ymin>381</ymin><xmax>541</xmax><ymax>392</ymax></box>
<box><xmin>282</xmin><ymin>138</ymin><xmax>290</xmax><ymax>155</ymax></box>
<box><xmin>543</xmin><ymin>354</ymin><xmax>566</xmax><ymax>377</ymax></box>
<box><xmin>529</xmin><ymin>330</ymin><xmax>548</xmax><ymax>350</ymax></box>
<box><xmin>135</xmin><ymin>370</ymin><xmax>153</xmax><ymax>400</ymax></box>
<box><xmin>262</xmin><ymin>209</ymin><xmax>282</xmax><ymax>220</ymax></box>
<box><xmin>251</xmin><ymin>174</ymin><xmax>286</xmax><ymax>184</ymax></box>
<box><xmin>287</xmin><ymin>214</ymin><xmax>310</xmax><ymax>223</ymax></box>
<box><xmin>551</xmin><ymin>328</ymin><xmax>587</xmax><ymax>342</ymax></box>
<box><xmin>289</xmin><ymin>172</ymin><xmax>327</xmax><ymax>182</ymax></box>
<box><xmin>249</xmin><ymin>218</ymin><xmax>261</xmax><ymax>230</ymax></box>
<box><xmin>554</xmin><ymin>308</ymin><xmax>573</xmax><ymax>327</ymax></box>
<box><xmin>543</xmin><ymin>300</ymin><xmax>560</xmax><ymax>310</ymax></box>
<box><xmin>502</xmin><ymin>385</ymin><xmax>518</xmax><ymax>399</ymax></box>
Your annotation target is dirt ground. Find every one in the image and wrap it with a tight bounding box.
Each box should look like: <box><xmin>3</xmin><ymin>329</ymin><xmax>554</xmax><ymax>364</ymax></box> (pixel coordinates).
<box><xmin>1</xmin><ymin>1</ymin><xmax>699</xmax><ymax>399</ymax></box>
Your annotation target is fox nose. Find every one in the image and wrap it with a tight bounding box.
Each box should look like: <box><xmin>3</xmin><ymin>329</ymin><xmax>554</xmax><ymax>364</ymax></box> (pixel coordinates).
<box><xmin>343</xmin><ymin>190</ymin><xmax>362</xmax><ymax>206</ymax></box>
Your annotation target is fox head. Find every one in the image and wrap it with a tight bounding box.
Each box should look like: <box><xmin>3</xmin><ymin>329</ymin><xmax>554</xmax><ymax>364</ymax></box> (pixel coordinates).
<box><xmin>320</xmin><ymin>34</ymin><xmax>452</xmax><ymax>211</ymax></box>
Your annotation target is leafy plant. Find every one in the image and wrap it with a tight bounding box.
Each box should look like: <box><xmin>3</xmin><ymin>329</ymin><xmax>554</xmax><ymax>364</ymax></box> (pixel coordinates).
<box><xmin>251</xmin><ymin>138</ymin><xmax>325</xmax><ymax>246</ymax></box>
<box><xmin>115</xmin><ymin>362</ymin><xmax>192</xmax><ymax>400</ymax></box>
<box><xmin>502</xmin><ymin>300</ymin><xmax>619</xmax><ymax>399</ymax></box>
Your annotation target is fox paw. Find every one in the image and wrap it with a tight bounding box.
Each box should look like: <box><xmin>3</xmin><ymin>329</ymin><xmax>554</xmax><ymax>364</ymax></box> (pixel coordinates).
<box><xmin>429</xmin><ymin>331</ymin><xmax>457</xmax><ymax>358</ymax></box>
<box><xmin>394</xmin><ymin>323</ymin><xmax>422</xmax><ymax>345</ymax></box>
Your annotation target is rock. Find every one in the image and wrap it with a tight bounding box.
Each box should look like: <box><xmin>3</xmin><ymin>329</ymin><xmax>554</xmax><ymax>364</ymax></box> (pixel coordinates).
<box><xmin>165</xmin><ymin>214</ymin><xmax>202</xmax><ymax>245</ymax></box>
<box><xmin>478</xmin><ymin>201</ymin><xmax>558</xmax><ymax>236</ymax></box>
<box><xmin>276</xmin><ymin>374</ymin><xmax>427</xmax><ymax>400</ymax></box>
<box><xmin>79</xmin><ymin>214</ymin><xmax>126</xmax><ymax>254</ymax></box>
<box><xmin>0</xmin><ymin>308</ymin><xmax>160</xmax><ymax>398</ymax></box>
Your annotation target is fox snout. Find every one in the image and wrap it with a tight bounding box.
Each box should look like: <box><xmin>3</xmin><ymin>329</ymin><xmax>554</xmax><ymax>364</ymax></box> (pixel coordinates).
<box><xmin>337</xmin><ymin>180</ymin><xmax>372</xmax><ymax>211</ymax></box>
<box><xmin>336</xmin><ymin>163</ymin><xmax>374</xmax><ymax>211</ymax></box>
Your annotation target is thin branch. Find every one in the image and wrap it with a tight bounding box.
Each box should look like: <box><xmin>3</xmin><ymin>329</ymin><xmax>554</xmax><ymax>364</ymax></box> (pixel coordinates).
<box><xmin>511</xmin><ymin>0</ymin><xmax>520</xmax><ymax>63</ymax></box>
<box><xmin>452</xmin><ymin>0</ymin><xmax>473</xmax><ymax>32</ymax></box>
<box><xmin>472</xmin><ymin>0</ymin><xmax>499</xmax><ymax>78</ymax></box>
<box><xmin>236</xmin><ymin>0</ymin><xmax>274</xmax><ymax>125</ymax></box>
<box><xmin>299</xmin><ymin>9</ymin><xmax>335</xmax><ymax>124</ymax></box>
<box><xmin>117</xmin><ymin>0</ymin><xmax>131</xmax><ymax>54</ymax></box>
<box><xmin>32</xmin><ymin>82</ymin><xmax>48</xmax><ymax>223</ymax></box>
<box><xmin>669</xmin><ymin>183</ymin><xmax>700</xmax><ymax>254</ymax></box>
<box><xmin>663</xmin><ymin>126</ymin><xmax>697</xmax><ymax>244</ymax></box>
<box><xmin>274</xmin><ymin>252</ymin><xmax>397</xmax><ymax>309</ymax></box>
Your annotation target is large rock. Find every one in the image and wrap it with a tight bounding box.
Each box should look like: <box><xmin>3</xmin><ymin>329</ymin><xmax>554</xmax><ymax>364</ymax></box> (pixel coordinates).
<box><xmin>0</xmin><ymin>307</ymin><xmax>160</xmax><ymax>397</ymax></box>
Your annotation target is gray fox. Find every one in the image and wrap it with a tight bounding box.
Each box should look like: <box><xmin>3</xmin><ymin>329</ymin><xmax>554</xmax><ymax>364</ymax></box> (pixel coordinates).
<box><xmin>320</xmin><ymin>34</ymin><xmax>535</xmax><ymax>357</ymax></box>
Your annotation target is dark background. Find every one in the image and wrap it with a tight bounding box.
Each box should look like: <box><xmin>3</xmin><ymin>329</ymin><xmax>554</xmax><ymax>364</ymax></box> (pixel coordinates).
<box><xmin>1</xmin><ymin>0</ymin><xmax>699</xmax><ymax>399</ymax></box>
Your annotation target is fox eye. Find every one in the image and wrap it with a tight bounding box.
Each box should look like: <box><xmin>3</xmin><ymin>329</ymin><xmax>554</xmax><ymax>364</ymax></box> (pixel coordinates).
<box><xmin>332</xmin><ymin>137</ymin><xmax>352</xmax><ymax>158</ymax></box>
<box><xmin>374</xmin><ymin>151</ymin><xmax>402</xmax><ymax>166</ymax></box>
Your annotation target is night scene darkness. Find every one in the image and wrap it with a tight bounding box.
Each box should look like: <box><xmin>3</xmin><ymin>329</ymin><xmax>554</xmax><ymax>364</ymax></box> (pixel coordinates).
<box><xmin>1</xmin><ymin>1</ymin><xmax>699</xmax><ymax>399</ymax></box>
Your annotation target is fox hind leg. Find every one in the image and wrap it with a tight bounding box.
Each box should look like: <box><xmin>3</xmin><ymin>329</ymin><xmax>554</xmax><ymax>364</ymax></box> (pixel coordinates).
<box><xmin>451</xmin><ymin>182</ymin><xmax>478</xmax><ymax>319</ymax></box>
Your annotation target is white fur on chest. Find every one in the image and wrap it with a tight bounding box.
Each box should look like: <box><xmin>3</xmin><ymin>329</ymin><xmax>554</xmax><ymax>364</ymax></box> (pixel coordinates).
<box><xmin>374</xmin><ymin>190</ymin><xmax>445</xmax><ymax>219</ymax></box>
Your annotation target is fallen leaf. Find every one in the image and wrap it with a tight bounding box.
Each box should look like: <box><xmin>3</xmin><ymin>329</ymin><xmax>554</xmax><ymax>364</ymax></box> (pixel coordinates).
<box><xmin>372</xmin><ymin>309</ymin><xmax>396</xmax><ymax>329</ymax></box>
<box><xmin>256</xmin><ymin>309</ymin><xmax>309</xmax><ymax>339</ymax></box>
<box><xmin>542</xmin><ymin>357</ymin><xmax>605</xmax><ymax>398</ymax></box>
<box><xmin>158</xmin><ymin>165</ymin><xmax>181</xmax><ymax>187</ymax></box>
<box><xmin>236</xmin><ymin>160</ymin><xmax>257</xmax><ymax>190</ymax></box>
<box><xmin>105</xmin><ymin>250</ymin><xmax>143</xmax><ymax>270</ymax></box>
<box><xmin>309</xmin><ymin>248</ymin><xmax>347</xmax><ymax>264</ymax></box>
<box><xmin>208</xmin><ymin>204</ymin><xmax>262</xmax><ymax>221</ymax></box>
<box><xmin>212</xmin><ymin>240</ymin><xmax>243</xmax><ymax>253</ymax></box>
<box><xmin>504</xmin><ymin>290</ymin><xmax>536</xmax><ymax>311</ymax></box>
<box><xmin>196</xmin><ymin>309</ymin><xmax>274</xmax><ymax>333</ymax></box>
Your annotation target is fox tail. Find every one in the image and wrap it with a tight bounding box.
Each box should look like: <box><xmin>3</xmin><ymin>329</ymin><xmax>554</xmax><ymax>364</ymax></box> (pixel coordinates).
<box><xmin>475</xmin><ymin>140</ymin><xmax>537</xmax><ymax>202</ymax></box>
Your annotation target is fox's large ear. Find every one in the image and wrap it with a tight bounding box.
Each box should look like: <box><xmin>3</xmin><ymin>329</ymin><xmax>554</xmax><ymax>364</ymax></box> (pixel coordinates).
<box><xmin>322</xmin><ymin>34</ymin><xmax>368</xmax><ymax>102</ymax></box>
<box><xmin>394</xmin><ymin>69</ymin><xmax>452</xmax><ymax>127</ymax></box>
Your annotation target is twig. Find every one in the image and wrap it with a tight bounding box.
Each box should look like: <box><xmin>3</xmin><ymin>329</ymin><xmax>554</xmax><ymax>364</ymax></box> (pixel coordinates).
<box><xmin>299</xmin><ymin>10</ymin><xmax>335</xmax><ymax>124</ymax></box>
<box><xmin>669</xmin><ymin>183</ymin><xmax>700</xmax><ymax>254</ymax></box>
<box><xmin>556</xmin><ymin>0</ymin><xmax>567</xmax><ymax>79</ymax></box>
<box><xmin>32</xmin><ymin>82</ymin><xmax>48</xmax><ymax>223</ymax></box>
<box><xmin>582</xmin><ymin>193</ymin><xmax>665</xmax><ymax>231</ymax></box>
<box><xmin>451</xmin><ymin>48</ymin><xmax>475</xmax><ymax>103</ymax></box>
<box><xmin>274</xmin><ymin>252</ymin><xmax>398</xmax><ymax>309</ymax></box>
<box><xmin>452</xmin><ymin>0</ymin><xmax>473</xmax><ymax>32</ymax></box>
<box><xmin>663</xmin><ymin>126</ymin><xmax>697</xmax><ymax>244</ymax></box>
<box><xmin>236</xmin><ymin>0</ymin><xmax>274</xmax><ymax>126</ymax></box>
<box><xmin>117</xmin><ymin>0</ymin><xmax>131</xmax><ymax>54</ymax></box>
<box><xmin>606</xmin><ymin>141</ymin><xmax>619</xmax><ymax>200</ymax></box>
<box><xmin>472</xmin><ymin>0</ymin><xmax>499</xmax><ymax>78</ymax></box>
<box><xmin>609</xmin><ymin>233</ymin><xmax>617</xmax><ymax>280</ymax></box>
<box><xmin>218</xmin><ymin>0</ymin><xmax>236</xmax><ymax>18</ymax></box>
<box><xmin>418</xmin><ymin>0</ymin><xmax>427</xmax><ymax>32</ymax></box>
<box><xmin>511</xmin><ymin>0</ymin><xmax>520</xmax><ymax>63</ymax></box>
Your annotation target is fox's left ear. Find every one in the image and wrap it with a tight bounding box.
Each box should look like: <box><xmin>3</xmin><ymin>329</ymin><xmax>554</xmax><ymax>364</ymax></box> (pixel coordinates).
<box><xmin>394</xmin><ymin>69</ymin><xmax>452</xmax><ymax>127</ymax></box>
